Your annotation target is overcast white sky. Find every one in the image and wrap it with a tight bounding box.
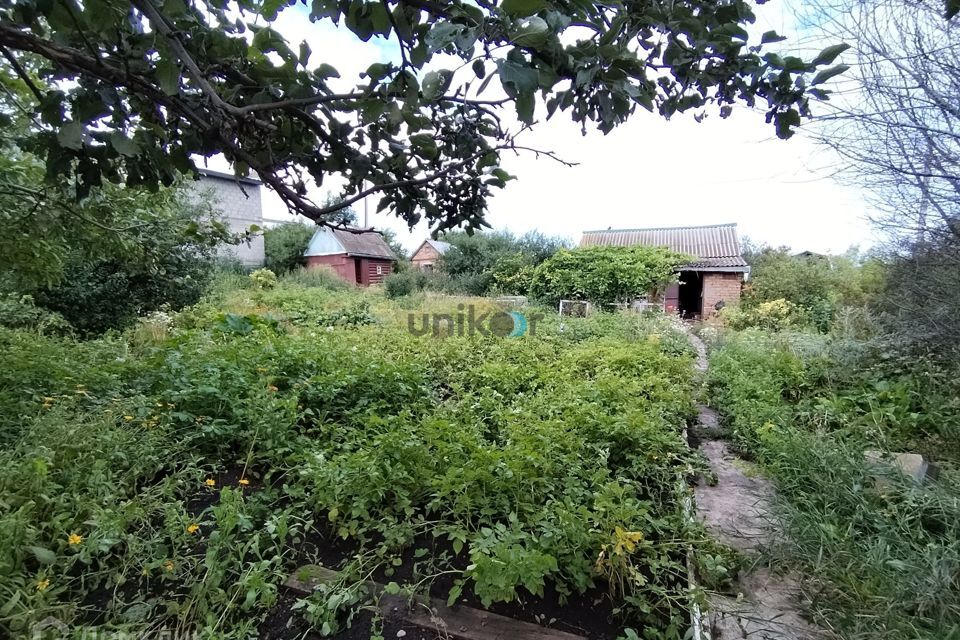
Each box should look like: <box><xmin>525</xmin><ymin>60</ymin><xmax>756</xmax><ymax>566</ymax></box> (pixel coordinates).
<box><xmin>212</xmin><ymin>1</ymin><xmax>878</xmax><ymax>254</ymax></box>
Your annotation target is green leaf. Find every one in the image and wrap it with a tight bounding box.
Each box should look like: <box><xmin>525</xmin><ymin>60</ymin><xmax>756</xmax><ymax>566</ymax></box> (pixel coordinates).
<box><xmin>498</xmin><ymin>59</ymin><xmax>539</xmax><ymax>95</ymax></box>
<box><xmin>29</xmin><ymin>546</ymin><xmax>57</xmax><ymax>565</ymax></box>
<box><xmin>316</xmin><ymin>63</ymin><xmax>340</xmax><ymax>79</ymax></box>
<box><xmin>760</xmin><ymin>30</ymin><xmax>787</xmax><ymax>44</ymax></box>
<box><xmin>366</xmin><ymin>62</ymin><xmax>391</xmax><ymax>81</ymax></box>
<box><xmin>774</xmin><ymin>108</ymin><xmax>801</xmax><ymax>139</ymax></box>
<box><xmin>510</xmin><ymin>16</ymin><xmax>550</xmax><ymax>49</ymax></box>
<box><xmin>422</xmin><ymin>70</ymin><xmax>453</xmax><ymax>100</ymax></box>
<box><xmin>446</xmin><ymin>582</ymin><xmax>463</xmax><ymax>607</ymax></box>
<box><xmin>369</xmin><ymin>2</ymin><xmax>392</xmax><ymax>36</ymax></box>
<box><xmin>109</xmin><ymin>133</ymin><xmax>139</xmax><ymax>157</ymax></box>
<box><xmin>155</xmin><ymin>57</ymin><xmax>181</xmax><ymax>95</ymax></box>
<box><xmin>299</xmin><ymin>41</ymin><xmax>312</xmax><ymax>67</ymax></box>
<box><xmin>426</xmin><ymin>22</ymin><xmax>461</xmax><ymax>51</ymax></box>
<box><xmin>410</xmin><ymin>134</ymin><xmax>438</xmax><ymax>160</ymax></box>
<box><xmin>516</xmin><ymin>90</ymin><xmax>535</xmax><ymax>124</ymax></box>
<box><xmin>57</xmin><ymin>122</ymin><xmax>83</xmax><ymax>150</ymax></box>
<box><xmin>811</xmin><ymin>64</ymin><xmax>850</xmax><ymax>86</ymax></box>
<box><xmin>261</xmin><ymin>0</ymin><xmax>286</xmax><ymax>20</ymax></box>
<box><xmin>384</xmin><ymin>581</ymin><xmax>401</xmax><ymax>594</ymax></box>
<box><xmin>472</xmin><ymin>59</ymin><xmax>486</xmax><ymax>79</ymax></box>
<box><xmin>811</xmin><ymin>43</ymin><xmax>850</xmax><ymax>66</ymax></box>
<box><xmin>500</xmin><ymin>0</ymin><xmax>547</xmax><ymax>18</ymax></box>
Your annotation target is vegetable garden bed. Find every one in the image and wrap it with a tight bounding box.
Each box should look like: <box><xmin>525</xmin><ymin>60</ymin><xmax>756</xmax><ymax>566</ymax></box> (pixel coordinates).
<box><xmin>1</xmin><ymin>285</ymin><xmax>702</xmax><ymax>640</ymax></box>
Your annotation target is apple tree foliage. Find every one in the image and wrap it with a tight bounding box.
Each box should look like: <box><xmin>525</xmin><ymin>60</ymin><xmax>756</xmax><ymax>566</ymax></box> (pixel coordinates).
<box><xmin>0</xmin><ymin>0</ymin><xmax>849</xmax><ymax>232</ymax></box>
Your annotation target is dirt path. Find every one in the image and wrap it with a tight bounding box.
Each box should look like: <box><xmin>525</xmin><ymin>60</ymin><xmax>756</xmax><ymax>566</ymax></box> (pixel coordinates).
<box><xmin>687</xmin><ymin>331</ymin><xmax>829</xmax><ymax>640</ymax></box>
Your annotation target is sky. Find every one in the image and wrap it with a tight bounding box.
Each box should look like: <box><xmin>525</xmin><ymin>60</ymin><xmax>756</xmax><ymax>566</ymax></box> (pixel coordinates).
<box><xmin>211</xmin><ymin>1</ymin><xmax>878</xmax><ymax>254</ymax></box>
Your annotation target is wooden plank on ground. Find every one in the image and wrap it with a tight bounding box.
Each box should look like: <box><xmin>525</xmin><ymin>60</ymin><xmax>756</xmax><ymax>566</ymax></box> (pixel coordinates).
<box><xmin>284</xmin><ymin>564</ymin><xmax>587</xmax><ymax>640</ymax></box>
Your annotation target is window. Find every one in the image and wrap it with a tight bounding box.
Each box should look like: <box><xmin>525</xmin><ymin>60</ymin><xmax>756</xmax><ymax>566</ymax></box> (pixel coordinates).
<box><xmin>376</xmin><ymin>264</ymin><xmax>383</xmax><ymax>275</ymax></box>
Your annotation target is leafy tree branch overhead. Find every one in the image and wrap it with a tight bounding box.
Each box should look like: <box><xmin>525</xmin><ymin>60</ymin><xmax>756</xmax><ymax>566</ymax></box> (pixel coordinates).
<box><xmin>0</xmin><ymin>0</ymin><xmax>848</xmax><ymax>232</ymax></box>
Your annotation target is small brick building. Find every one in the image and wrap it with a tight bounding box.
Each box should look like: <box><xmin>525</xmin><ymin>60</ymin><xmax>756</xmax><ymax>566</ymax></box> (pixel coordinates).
<box><xmin>304</xmin><ymin>227</ymin><xmax>396</xmax><ymax>286</ymax></box>
<box><xmin>410</xmin><ymin>239</ymin><xmax>452</xmax><ymax>271</ymax></box>
<box><xmin>579</xmin><ymin>223</ymin><xmax>750</xmax><ymax>319</ymax></box>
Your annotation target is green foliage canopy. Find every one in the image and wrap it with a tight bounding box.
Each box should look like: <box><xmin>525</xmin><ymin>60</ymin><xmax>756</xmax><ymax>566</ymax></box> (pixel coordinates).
<box><xmin>741</xmin><ymin>248</ymin><xmax>883</xmax><ymax>332</ymax></box>
<box><xmin>529</xmin><ymin>245</ymin><xmax>689</xmax><ymax>306</ymax></box>
<box><xmin>264</xmin><ymin>222</ymin><xmax>317</xmax><ymax>274</ymax></box>
<box><xmin>0</xmin><ymin>0</ymin><xmax>847</xmax><ymax>232</ymax></box>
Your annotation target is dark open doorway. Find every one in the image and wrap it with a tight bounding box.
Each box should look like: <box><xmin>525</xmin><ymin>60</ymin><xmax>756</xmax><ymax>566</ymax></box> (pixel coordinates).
<box><xmin>678</xmin><ymin>271</ymin><xmax>703</xmax><ymax>319</ymax></box>
<box><xmin>353</xmin><ymin>258</ymin><xmax>363</xmax><ymax>284</ymax></box>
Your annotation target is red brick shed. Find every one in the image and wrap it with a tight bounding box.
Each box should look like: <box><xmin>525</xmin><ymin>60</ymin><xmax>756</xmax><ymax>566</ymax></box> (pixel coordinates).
<box><xmin>579</xmin><ymin>223</ymin><xmax>750</xmax><ymax>319</ymax></box>
<box><xmin>304</xmin><ymin>227</ymin><xmax>396</xmax><ymax>286</ymax></box>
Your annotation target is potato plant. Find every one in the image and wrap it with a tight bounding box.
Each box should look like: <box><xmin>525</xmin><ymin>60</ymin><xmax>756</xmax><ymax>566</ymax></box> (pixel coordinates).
<box><xmin>0</xmin><ymin>278</ymin><xmax>703</xmax><ymax>639</ymax></box>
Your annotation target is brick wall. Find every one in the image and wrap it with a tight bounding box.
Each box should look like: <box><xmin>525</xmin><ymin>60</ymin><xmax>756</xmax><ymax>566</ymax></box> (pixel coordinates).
<box><xmin>190</xmin><ymin>175</ymin><xmax>265</xmax><ymax>267</ymax></box>
<box><xmin>411</xmin><ymin>243</ymin><xmax>440</xmax><ymax>270</ymax></box>
<box><xmin>702</xmin><ymin>272</ymin><xmax>743</xmax><ymax>313</ymax></box>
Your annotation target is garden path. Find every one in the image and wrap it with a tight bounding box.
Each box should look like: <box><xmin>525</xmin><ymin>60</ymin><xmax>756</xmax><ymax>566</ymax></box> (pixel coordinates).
<box><xmin>687</xmin><ymin>332</ymin><xmax>831</xmax><ymax>640</ymax></box>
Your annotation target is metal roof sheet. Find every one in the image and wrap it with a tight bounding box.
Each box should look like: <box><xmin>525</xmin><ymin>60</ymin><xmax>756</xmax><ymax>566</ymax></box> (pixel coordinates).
<box><xmin>426</xmin><ymin>239</ymin><xmax>452</xmax><ymax>254</ymax></box>
<box><xmin>580</xmin><ymin>223</ymin><xmax>746</xmax><ymax>265</ymax></box>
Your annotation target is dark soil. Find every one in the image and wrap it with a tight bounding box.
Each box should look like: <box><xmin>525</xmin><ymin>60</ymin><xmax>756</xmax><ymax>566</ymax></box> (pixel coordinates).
<box><xmin>260</xmin><ymin>529</ymin><xmax>630</xmax><ymax>640</ymax></box>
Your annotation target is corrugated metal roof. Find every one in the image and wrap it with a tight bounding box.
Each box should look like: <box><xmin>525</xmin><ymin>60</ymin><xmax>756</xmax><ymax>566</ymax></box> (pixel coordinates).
<box><xmin>332</xmin><ymin>228</ymin><xmax>396</xmax><ymax>260</ymax></box>
<box><xmin>579</xmin><ymin>223</ymin><xmax>747</xmax><ymax>267</ymax></box>
<box><xmin>426</xmin><ymin>239</ymin><xmax>452</xmax><ymax>254</ymax></box>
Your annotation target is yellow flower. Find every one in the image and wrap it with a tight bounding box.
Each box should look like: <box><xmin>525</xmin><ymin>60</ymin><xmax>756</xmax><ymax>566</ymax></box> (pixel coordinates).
<box><xmin>238</xmin><ymin>478</ymin><xmax>250</xmax><ymax>486</ymax></box>
<box><xmin>123</xmin><ymin>415</ymin><xmax>134</xmax><ymax>422</ymax></box>
<box><xmin>163</xmin><ymin>560</ymin><xmax>175</xmax><ymax>572</ymax></box>
<box><xmin>36</xmin><ymin>578</ymin><xmax>50</xmax><ymax>592</ymax></box>
<box><xmin>256</xmin><ymin>367</ymin><xmax>268</xmax><ymax>373</ymax></box>
<box><xmin>67</xmin><ymin>533</ymin><xmax>83</xmax><ymax>546</ymax></box>
<box><xmin>186</xmin><ymin>524</ymin><xmax>200</xmax><ymax>535</ymax></box>
<box><xmin>204</xmin><ymin>478</ymin><xmax>216</xmax><ymax>487</ymax></box>
<box><xmin>267</xmin><ymin>384</ymin><xmax>279</xmax><ymax>392</ymax></box>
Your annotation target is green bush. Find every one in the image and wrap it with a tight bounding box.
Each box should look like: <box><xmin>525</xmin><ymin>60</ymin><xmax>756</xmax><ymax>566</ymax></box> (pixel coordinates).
<box><xmin>250</xmin><ymin>268</ymin><xmax>278</xmax><ymax>289</ymax></box>
<box><xmin>33</xmin><ymin>250</ymin><xmax>215</xmax><ymax>337</ymax></box>
<box><xmin>721</xmin><ymin>298</ymin><xmax>802</xmax><ymax>332</ymax></box>
<box><xmin>529</xmin><ymin>245</ymin><xmax>689</xmax><ymax>307</ymax></box>
<box><xmin>384</xmin><ymin>270</ymin><xmax>426</xmax><ymax>298</ymax></box>
<box><xmin>0</xmin><ymin>293</ymin><xmax>73</xmax><ymax>336</ymax></box>
<box><xmin>741</xmin><ymin>249</ymin><xmax>880</xmax><ymax>332</ymax></box>
<box><xmin>264</xmin><ymin>222</ymin><xmax>316</xmax><ymax>274</ymax></box>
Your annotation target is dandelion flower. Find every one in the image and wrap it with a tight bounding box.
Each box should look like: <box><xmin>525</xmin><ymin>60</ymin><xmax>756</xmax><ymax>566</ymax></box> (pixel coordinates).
<box><xmin>67</xmin><ymin>533</ymin><xmax>83</xmax><ymax>546</ymax></box>
<box><xmin>186</xmin><ymin>524</ymin><xmax>200</xmax><ymax>535</ymax></box>
<box><xmin>123</xmin><ymin>415</ymin><xmax>134</xmax><ymax>422</ymax></box>
<box><xmin>163</xmin><ymin>560</ymin><xmax>175</xmax><ymax>572</ymax></box>
<box><xmin>36</xmin><ymin>579</ymin><xmax>50</xmax><ymax>592</ymax></box>
<box><xmin>238</xmin><ymin>478</ymin><xmax>250</xmax><ymax>486</ymax></box>
<box><xmin>267</xmin><ymin>385</ymin><xmax>279</xmax><ymax>392</ymax></box>
<box><xmin>204</xmin><ymin>478</ymin><xmax>216</xmax><ymax>487</ymax></box>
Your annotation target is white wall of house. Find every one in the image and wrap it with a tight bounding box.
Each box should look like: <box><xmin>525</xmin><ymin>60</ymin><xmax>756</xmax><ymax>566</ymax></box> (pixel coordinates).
<box><xmin>190</xmin><ymin>172</ymin><xmax>265</xmax><ymax>267</ymax></box>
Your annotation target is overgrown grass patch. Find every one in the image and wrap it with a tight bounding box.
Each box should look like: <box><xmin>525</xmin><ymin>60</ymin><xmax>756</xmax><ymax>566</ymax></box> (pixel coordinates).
<box><xmin>706</xmin><ymin>329</ymin><xmax>960</xmax><ymax>638</ymax></box>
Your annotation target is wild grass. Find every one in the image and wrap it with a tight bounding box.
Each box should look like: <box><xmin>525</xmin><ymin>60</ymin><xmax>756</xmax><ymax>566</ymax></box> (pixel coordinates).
<box><xmin>706</xmin><ymin>329</ymin><xmax>960</xmax><ymax>638</ymax></box>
